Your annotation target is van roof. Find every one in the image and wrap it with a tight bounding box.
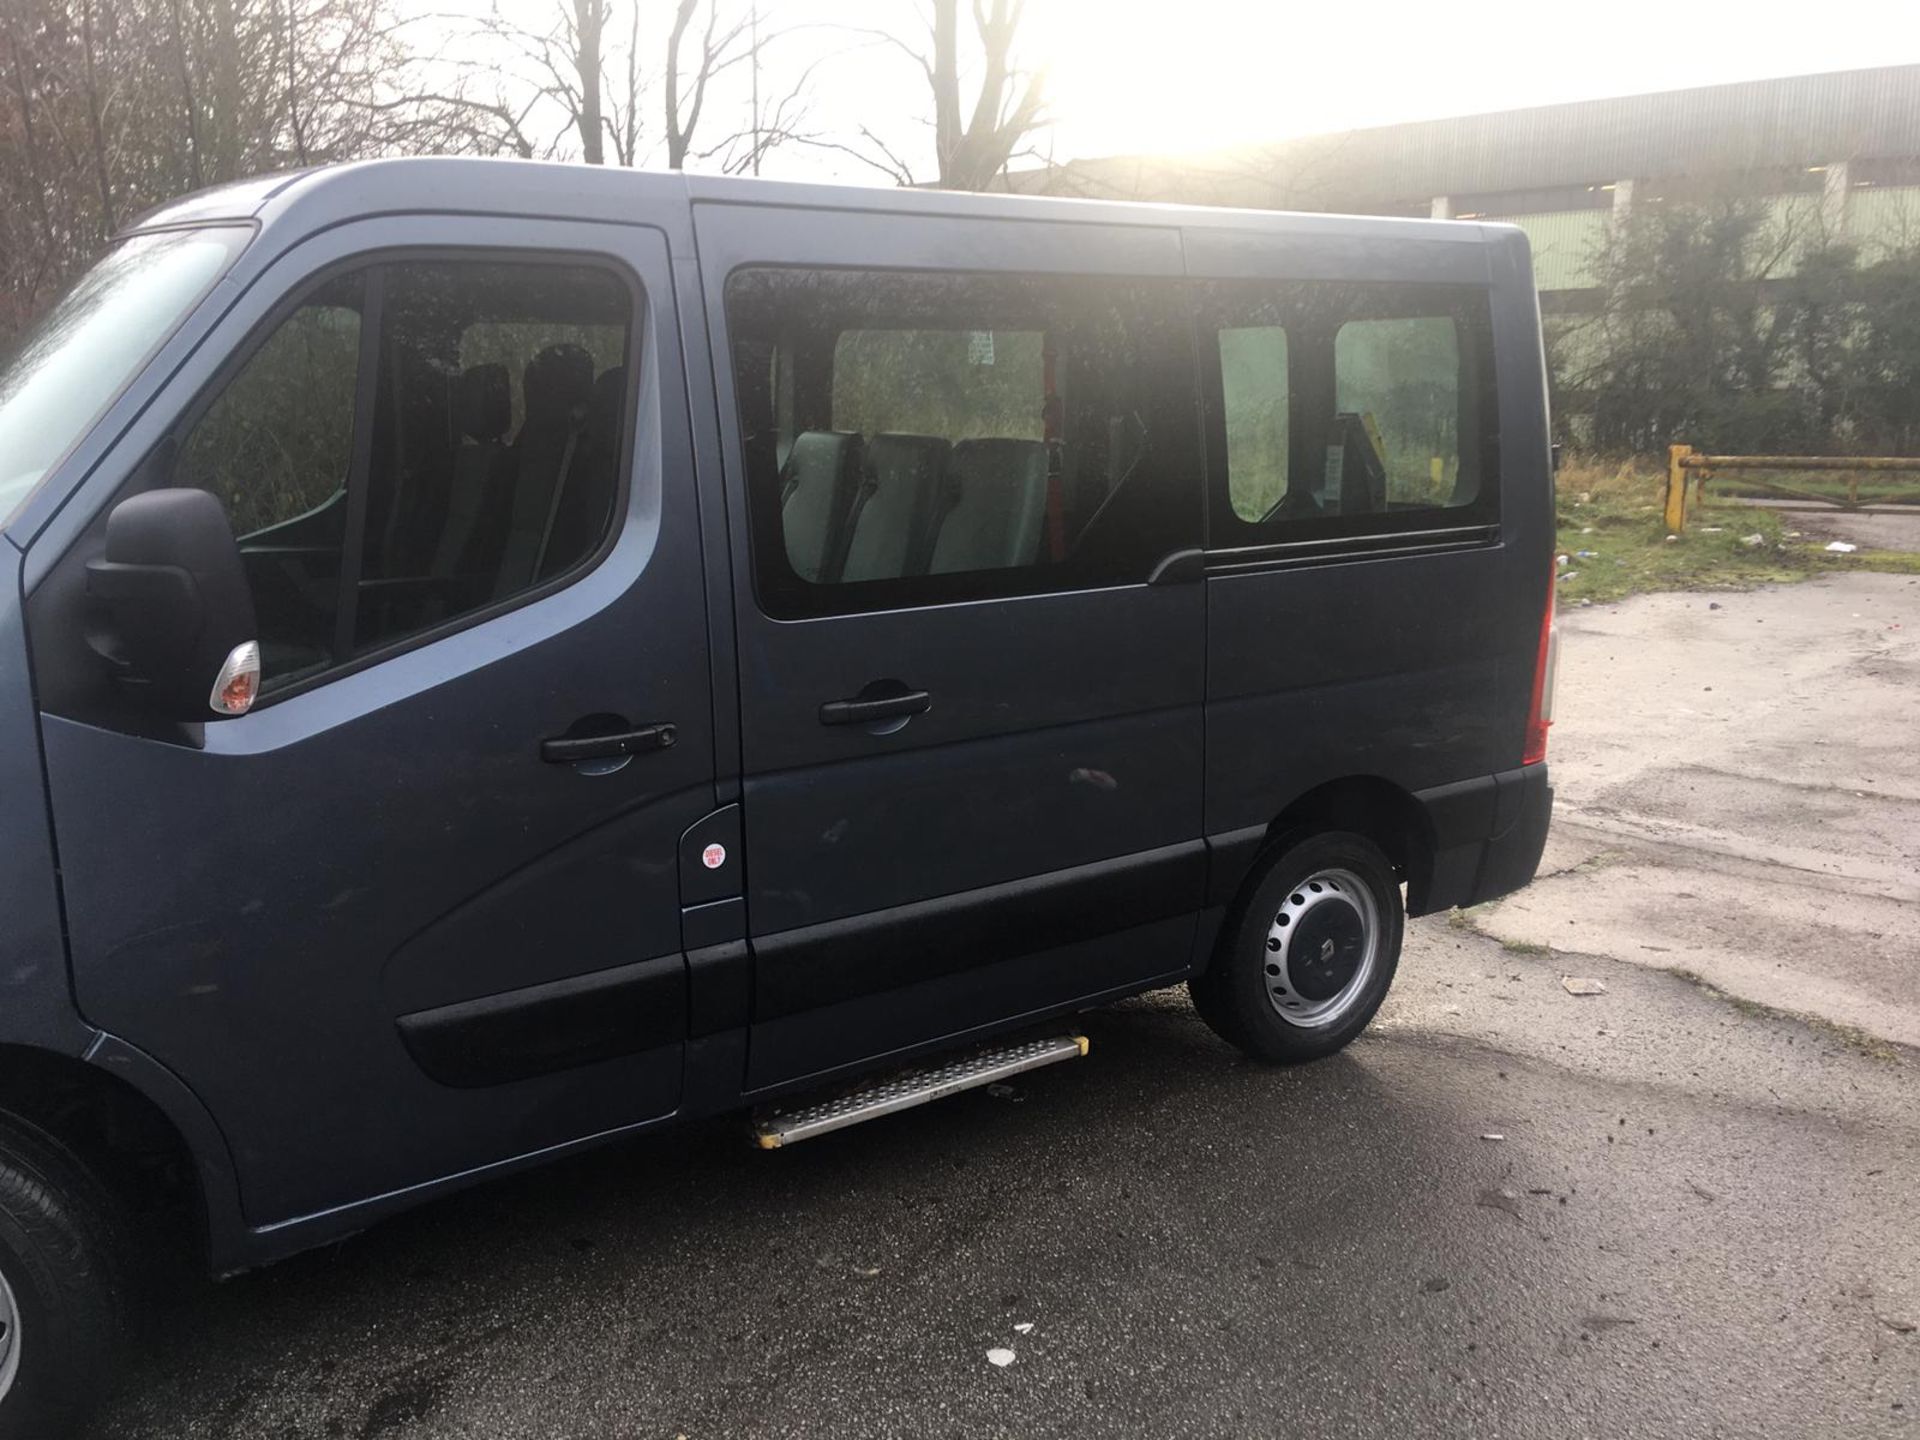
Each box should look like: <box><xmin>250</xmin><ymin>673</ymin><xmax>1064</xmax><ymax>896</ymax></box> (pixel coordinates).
<box><xmin>130</xmin><ymin>156</ymin><xmax>1505</xmax><ymax>249</ymax></box>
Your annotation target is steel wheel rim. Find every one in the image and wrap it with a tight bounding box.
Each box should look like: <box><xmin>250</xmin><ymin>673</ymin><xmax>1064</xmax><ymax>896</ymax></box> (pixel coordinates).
<box><xmin>1261</xmin><ymin>867</ymin><xmax>1380</xmax><ymax>1029</ymax></box>
<box><xmin>0</xmin><ymin>1265</ymin><xmax>20</xmax><ymax>1403</ymax></box>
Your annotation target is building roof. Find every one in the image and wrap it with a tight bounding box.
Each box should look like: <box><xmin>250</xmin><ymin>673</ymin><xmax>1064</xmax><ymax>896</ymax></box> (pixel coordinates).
<box><xmin>1015</xmin><ymin>65</ymin><xmax>1920</xmax><ymax>212</ymax></box>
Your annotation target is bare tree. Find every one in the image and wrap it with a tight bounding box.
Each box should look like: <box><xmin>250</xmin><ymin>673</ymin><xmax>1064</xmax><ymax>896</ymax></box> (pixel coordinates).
<box><xmin>449</xmin><ymin>0</ymin><xmax>801</xmax><ymax>173</ymax></box>
<box><xmin>664</xmin><ymin>0</ymin><xmax>813</xmax><ymax>173</ymax></box>
<box><xmin>928</xmin><ymin>0</ymin><xmax>1045</xmax><ymax>190</ymax></box>
<box><xmin>831</xmin><ymin>0</ymin><xmax>1046</xmax><ymax>189</ymax></box>
<box><xmin>665</xmin><ymin>0</ymin><xmax>743</xmax><ymax>170</ymax></box>
<box><xmin>570</xmin><ymin>0</ymin><xmax>607</xmax><ymax>164</ymax></box>
<box><xmin>0</xmin><ymin>0</ymin><xmax>420</xmax><ymax>346</ymax></box>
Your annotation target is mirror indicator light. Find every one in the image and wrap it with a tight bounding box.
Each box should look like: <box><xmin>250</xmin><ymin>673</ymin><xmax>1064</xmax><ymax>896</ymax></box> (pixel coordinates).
<box><xmin>210</xmin><ymin>641</ymin><xmax>261</xmax><ymax>716</ymax></box>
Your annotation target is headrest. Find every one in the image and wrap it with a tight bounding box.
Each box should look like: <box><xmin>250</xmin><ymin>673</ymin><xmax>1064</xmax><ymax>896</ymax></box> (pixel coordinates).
<box><xmin>522</xmin><ymin>343</ymin><xmax>596</xmax><ymax>429</ymax></box>
<box><xmin>458</xmin><ymin>364</ymin><xmax>511</xmax><ymax>444</ymax></box>
<box><xmin>782</xmin><ymin>429</ymin><xmax>862</xmax><ymax>480</ymax></box>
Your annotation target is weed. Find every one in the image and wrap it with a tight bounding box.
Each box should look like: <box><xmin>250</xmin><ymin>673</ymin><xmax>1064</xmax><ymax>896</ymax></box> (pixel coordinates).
<box><xmin>1500</xmin><ymin>938</ymin><xmax>1552</xmax><ymax>956</ymax></box>
<box><xmin>1554</xmin><ymin>456</ymin><xmax>1920</xmax><ymax>605</ymax></box>
<box><xmin>1668</xmin><ymin>968</ymin><xmax>1904</xmax><ymax>1062</ymax></box>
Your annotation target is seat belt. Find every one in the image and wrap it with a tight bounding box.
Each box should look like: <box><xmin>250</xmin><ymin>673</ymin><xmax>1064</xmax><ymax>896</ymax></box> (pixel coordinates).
<box><xmin>531</xmin><ymin>422</ymin><xmax>583</xmax><ymax>584</ymax></box>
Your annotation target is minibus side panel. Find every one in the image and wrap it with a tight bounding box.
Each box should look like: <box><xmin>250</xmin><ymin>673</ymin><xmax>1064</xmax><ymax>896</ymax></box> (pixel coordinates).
<box><xmin>32</xmin><ymin>214</ymin><xmax>713</xmax><ymax>1228</ymax></box>
<box><xmin>0</xmin><ymin>545</ymin><xmax>91</xmax><ymax>1054</ymax></box>
<box><xmin>1184</xmin><ymin>222</ymin><xmax>1520</xmax><ymax>899</ymax></box>
<box><xmin>696</xmin><ymin>203</ymin><xmax>1207</xmax><ymax>1092</ymax></box>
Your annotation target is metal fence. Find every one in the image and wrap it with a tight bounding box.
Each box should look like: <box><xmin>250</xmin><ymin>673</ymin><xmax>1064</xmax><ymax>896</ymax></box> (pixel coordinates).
<box><xmin>1663</xmin><ymin>444</ymin><xmax>1920</xmax><ymax>532</ymax></box>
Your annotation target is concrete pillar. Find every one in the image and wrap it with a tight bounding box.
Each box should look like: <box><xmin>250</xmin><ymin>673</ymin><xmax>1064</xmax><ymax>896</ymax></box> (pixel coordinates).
<box><xmin>1430</xmin><ymin>195</ymin><xmax>1453</xmax><ymax>220</ymax></box>
<box><xmin>1822</xmin><ymin>160</ymin><xmax>1851</xmax><ymax>239</ymax></box>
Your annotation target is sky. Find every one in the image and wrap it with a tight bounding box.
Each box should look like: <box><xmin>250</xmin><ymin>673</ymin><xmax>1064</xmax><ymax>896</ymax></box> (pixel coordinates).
<box><xmin>425</xmin><ymin>0</ymin><xmax>1920</xmax><ymax>182</ymax></box>
<box><xmin>1024</xmin><ymin>0</ymin><xmax>1920</xmax><ymax>158</ymax></box>
<box><xmin>762</xmin><ymin>0</ymin><xmax>1920</xmax><ymax>182</ymax></box>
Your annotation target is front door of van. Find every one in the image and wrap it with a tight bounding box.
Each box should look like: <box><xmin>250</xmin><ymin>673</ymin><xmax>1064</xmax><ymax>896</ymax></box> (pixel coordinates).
<box><xmin>696</xmin><ymin>204</ymin><xmax>1209</xmax><ymax>1092</ymax></box>
<box><xmin>30</xmin><ymin>216</ymin><xmax>713</xmax><ymax>1227</ymax></box>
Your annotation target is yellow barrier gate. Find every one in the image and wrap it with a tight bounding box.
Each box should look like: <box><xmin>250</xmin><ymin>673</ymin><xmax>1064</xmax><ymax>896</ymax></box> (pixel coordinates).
<box><xmin>1665</xmin><ymin>445</ymin><xmax>1920</xmax><ymax>533</ymax></box>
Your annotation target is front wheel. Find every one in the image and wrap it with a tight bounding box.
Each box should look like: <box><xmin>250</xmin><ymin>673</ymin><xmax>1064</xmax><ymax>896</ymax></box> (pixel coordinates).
<box><xmin>0</xmin><ymin>1115</ymin><xmax>129</xmax><ymax>1439</ymax></box>
<box><xmin>1191</xmin><ymin>830</ymin><xmax>1404</xmax><ymax>1064</ymax></box>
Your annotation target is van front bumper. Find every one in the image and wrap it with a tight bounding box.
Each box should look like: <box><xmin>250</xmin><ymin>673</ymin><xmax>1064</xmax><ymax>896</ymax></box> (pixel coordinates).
<box><xmin>1410</xmin><ymin>763</ymin><xmax>1553</xmax><ymax>916</ymax></box>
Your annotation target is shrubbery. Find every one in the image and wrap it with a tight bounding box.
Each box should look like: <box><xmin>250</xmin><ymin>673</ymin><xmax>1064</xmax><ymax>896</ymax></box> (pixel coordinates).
<box><xmin>1551</xmin><ymin>194</ymin><xmax>1920</xmax><ymax>458</ymax></box>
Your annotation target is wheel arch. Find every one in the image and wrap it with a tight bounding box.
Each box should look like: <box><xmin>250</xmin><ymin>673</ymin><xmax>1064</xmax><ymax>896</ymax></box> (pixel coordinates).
<box><xmin>1207</xmin><ymin>774</ymin><xmax>1441</xmax><ymax>929</ymax></box>
<box><xmin>0</xmin><ymin>1039</ymin><xmax>244</xmax><ymax>1278</ymax></box>
<box><xmin>1263</xmin><ymin>775</ymin><xmax>1437</xmax><ymax>900</ymax></box>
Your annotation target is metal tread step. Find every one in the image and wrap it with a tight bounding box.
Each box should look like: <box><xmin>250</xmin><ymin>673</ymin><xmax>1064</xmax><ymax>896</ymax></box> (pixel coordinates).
<box><xmin>752</xmin><ymin>1033</ymin><xmax>1090</xmax><ymax>1149</ymax></box>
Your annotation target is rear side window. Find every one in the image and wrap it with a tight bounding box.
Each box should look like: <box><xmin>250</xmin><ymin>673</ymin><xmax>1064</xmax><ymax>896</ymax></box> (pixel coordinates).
<box><xmin>168</xmin><ymin>258</ymin><xmax>636</xmax><ymax>694</ymax></box>
<box><xmin>1335</xmin><ymin>316</ymin><xmax>1466</xmax><ymax>508</ymax></box>
<box><xmin>1219</xmin><ymin>326</ymin><xmax>1289</xmax><ymax>521</ymax></box>
<box><xmin>725</xmin><ymin>268</ymin><xmax>1201</xmax><ymax>618</ymax></box>
<box><xmin>1201</xmin><ymin>282</ymin><xmax>1497</xmax><ymax>541</ymax></box>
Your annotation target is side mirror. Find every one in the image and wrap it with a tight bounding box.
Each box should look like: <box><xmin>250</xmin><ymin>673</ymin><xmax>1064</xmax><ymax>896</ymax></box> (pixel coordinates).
<box><xmin>85</xmin><ymin>489</ymin><xmax>260</xmax><ymax>721</ymax></box>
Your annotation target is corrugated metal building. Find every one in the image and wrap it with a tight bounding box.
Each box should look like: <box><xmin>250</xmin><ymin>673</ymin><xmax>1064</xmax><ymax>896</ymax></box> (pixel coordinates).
<box><xmin>1010</xmin><ymin>65</ymin><xmax>1920</xmax><ymax>297</ymax></box>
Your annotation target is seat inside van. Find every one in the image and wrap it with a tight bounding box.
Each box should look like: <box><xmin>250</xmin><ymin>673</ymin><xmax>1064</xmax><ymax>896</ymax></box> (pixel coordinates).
<box><xmin>779</xmin><ymin>430</ymin><xmax>865</xmax><ymax>583</ymax></box>
<box><xmin>431</xmin><ymin>362</ymin><xmax>512</xmax><ymax>585</ymax></box>
<box><xmin>498</xmin><ymin>343</ymin><xmax>595</xmax><ymax>590</ymax></box>
<box><xmin>927</xmin><ymin>438</ymin><xmax>1048</xmax><ymax>574</ymax></box>
<box><xmin>840</xmin><ymin>432</ymin><xmax>950</xmax><ymax>582</ymax></box>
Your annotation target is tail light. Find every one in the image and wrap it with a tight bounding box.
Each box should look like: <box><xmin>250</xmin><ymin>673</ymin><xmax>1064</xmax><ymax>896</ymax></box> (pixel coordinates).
<box><xmin>1522</xmin><ymin>560</ymin><xmax>1558</xmax><ymax>765</ymax></box>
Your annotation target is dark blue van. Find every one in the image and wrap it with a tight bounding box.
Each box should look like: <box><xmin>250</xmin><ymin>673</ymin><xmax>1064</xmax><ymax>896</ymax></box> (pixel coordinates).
<box><xmin>0</xmin><ymin>159</ymin><xmax>1554</xmax><ymax>1433</ymax></box>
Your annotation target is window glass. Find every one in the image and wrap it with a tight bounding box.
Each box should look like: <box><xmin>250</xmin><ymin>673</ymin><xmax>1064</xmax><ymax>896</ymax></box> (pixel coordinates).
<box><xmin>179</xmin><ymin>278</ymin><xmax>363</xmax><ymax>538</ymax></box>
<box><xmin>1335</xmin><ymin>316</ymin><xmax>1462</xmax><ymax>507</ymax></box>
<box><xmin>0</xmin><ymin>227</ymin><xmax>246</xmax><ymax>528</ymax></box>
<box><xmin>173</xmin><ymin>276</ymin><xmax>363</xmax><ymax>686</ymax></box>
<box><xmin>1205</xmin><ymin>282</ymin><xmax>1495</xmax><ymax>537</ymax></box>
<box><xmin>833</xmin><ymin>329</ymin><xmax>1045</xmax><ymax>441</ymax></box>
<box><xmin>171</xmin><ymin>258</ymin><xmax>634</xmax><ymax>694</ymax></box>
<box><xmin>1219</xmin><ymin>326</ymin><xmax>1289</xmax><ymax>521</ymax></box>
<box><xmin>726</xmin><ymin>268</ymin><xmax>1200</xmax><ymax>617</ymax></box>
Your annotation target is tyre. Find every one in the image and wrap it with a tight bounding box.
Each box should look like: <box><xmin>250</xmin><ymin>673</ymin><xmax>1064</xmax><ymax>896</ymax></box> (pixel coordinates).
<box><xmin>1191</xmin><ymin>830</ymin><xmax>1404</xmax><ymax>1064</ymax></box>
<box><xmin>0</xmin><ymin>1115</ymin><xmax>129</xmax><ymax>1440</ymax></box>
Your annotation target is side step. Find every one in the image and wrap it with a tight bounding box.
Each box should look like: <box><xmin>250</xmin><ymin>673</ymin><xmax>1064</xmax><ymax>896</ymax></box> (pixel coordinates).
<box><xmin>752</xmin><ymin>1033</ymin><xmax>1090</xmax><ymax>1149</ymax></box>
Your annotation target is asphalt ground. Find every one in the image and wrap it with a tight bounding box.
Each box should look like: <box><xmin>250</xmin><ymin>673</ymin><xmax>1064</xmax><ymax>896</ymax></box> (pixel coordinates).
<box><xmin>1475</xmin><ymin>572</ymin><xmax>1920</xmax><ymax>1049</ymax></box>
<box><xmin>80</xmin><ymin>575</ymin><xmax>1920</xmax><ymax>1439</ymax></box>
<box><xmin>83</xmin><ymin>933</ymin><xmax>1917</xmax><ymax>1438</ymax></box>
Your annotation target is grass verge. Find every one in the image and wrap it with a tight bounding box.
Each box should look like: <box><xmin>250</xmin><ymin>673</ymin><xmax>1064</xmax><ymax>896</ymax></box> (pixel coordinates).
<box><xmin>1556</xmin><ymin>456</ymin><xmax>1920</xmax><ymax>605</ymax></box>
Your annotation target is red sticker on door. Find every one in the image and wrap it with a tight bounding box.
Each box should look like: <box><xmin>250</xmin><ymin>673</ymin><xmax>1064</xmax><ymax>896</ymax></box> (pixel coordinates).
<box><xmin>701</xmin><ymin>843</ymin><xmax>727</xmax><ymax>870</ymax></box>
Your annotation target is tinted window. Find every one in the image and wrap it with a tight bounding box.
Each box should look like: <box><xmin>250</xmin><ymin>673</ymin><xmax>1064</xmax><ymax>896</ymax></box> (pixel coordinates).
<box><xmin>1220</xmin><ymin>326</ymin><xmax>1289</xmax><ymax>521</ymax></box>
<box><xmin>0</xmin><ymin>227</ymin><xmax>245</xmax><ymax>527</ymax></box>
<box><xmin>1203</xmin><ymin>283</ymin><xmax>1496</xmax><ymax>540</ymax></box>
<box><xmin>726</xmin><ymin>268</ymin><xmax>1200</xmax><ymax>618</ymax></box>
<box><xmin>179</xmin><ymin>277</ymin><xmax>363</xmax><ymax>539</ymax></box>
<box><xmin>171</xmin><ymin>259</ymin><xmax>635</xmax><ymax>693</ymax></box>
<box><xmin>1335</xmin><ymin>316</ymin><xmax>1465</xmax><ymax>507</ymax></box>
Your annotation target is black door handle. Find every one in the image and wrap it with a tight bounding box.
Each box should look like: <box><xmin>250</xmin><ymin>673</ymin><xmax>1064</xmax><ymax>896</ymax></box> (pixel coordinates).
<box><xmin>541</xmin><ymin>723</ymin><xmax>677</xmax><ymax>763</ymax></box>
<box><xmin>819</xmin><ymin>690</ymin><xmax>931</xmax><ymax>726</ymax></box>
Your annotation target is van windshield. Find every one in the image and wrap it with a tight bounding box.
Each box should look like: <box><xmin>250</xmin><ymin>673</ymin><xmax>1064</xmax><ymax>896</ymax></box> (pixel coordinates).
<box><xmin>0</xmin><ymin>227</ymin><xmax>247</xmax><ymax>530</ymax></box>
